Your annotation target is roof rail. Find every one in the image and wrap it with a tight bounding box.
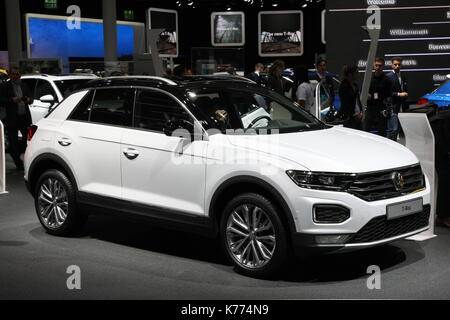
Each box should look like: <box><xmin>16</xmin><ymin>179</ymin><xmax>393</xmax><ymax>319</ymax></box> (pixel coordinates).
<box><xmin>105</xmin><ymin>76</ymin><xmax>177</xmax><ymax>86</ymax></box>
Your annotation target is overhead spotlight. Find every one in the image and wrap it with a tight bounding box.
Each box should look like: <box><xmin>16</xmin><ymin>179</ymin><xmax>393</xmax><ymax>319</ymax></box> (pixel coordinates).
<box><xmin>187</xmin><ymin>1</ymin><xmax>194</xmax><ymax>6</ymax></box>
<box><xmin>302</xmin><ymin>3</ymin><xmax>308</xmax><ymax>8</ymax></box>
<box><xmin>272</xmin><ymin>0</ymin><xmax>279</xmax><ymax>7</ymax></box>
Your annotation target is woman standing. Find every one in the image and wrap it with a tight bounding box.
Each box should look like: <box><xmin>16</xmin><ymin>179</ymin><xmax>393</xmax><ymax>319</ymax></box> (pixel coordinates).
<box><xmin>339</xmin><ymin>65</ymin><xmax>364</xmax><ymax>130</ymax></box>
<box><xmin>267</xmin><ymin>60</ymin><xmax>285</xmax><ymax>96</ymax></box>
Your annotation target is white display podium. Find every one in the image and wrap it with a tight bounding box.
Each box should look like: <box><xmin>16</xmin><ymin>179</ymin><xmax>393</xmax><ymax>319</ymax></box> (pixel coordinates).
<box><xmin>398</xmin><ymin>113</ymin><xmax>437</xmax><ymax>241</ymax></box>
<box><xmin>0</xmin><ymin>120</ymin><xmax>7</xmax><ymax>195</ymax></box>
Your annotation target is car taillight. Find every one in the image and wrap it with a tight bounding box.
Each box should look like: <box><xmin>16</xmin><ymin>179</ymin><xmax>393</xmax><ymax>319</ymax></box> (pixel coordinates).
<box><xmin>27</xmin><ymin>125</ymin><xmax>38</xmax><ymax>141</ymax></box>
<box><xmin>418</xmin><ymin>98</ymin><xmax>429</xmax><ymax>105</ymax></box>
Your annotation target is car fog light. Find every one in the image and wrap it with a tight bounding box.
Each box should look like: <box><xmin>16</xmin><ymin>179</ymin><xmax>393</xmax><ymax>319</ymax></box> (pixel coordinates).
<box><xmin>315</xmin><ymin>235</ymin><xmax>351</xmax><ymax>244</ymax></box>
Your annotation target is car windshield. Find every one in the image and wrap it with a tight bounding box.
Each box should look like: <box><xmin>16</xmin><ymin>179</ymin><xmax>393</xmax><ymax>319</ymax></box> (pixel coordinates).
<box><xmin>187</xmin><ymin>85</ymin><xmax>328</xmax><ymax>134</ymax></box>
<box><xmin>54</xmin><ymin>79</ymin><xmax>92</xmax><ymax>98</ymax></box>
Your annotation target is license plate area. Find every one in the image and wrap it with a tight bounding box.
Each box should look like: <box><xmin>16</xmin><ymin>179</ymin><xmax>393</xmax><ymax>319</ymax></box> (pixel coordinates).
<box><xmin>387</xmin><ymin>198</ymin><xmax>423</xmax><ymax>220</ymax></box>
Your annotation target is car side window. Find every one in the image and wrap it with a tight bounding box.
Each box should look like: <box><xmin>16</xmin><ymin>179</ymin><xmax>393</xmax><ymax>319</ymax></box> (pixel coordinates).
<box><xmin>21</xmin><ymin>79</ymin><xmax>38</xmax><ymax>100</ymax></box>
<box><xmin>69</xmin><ymin>90</ymin><xmax>95</xmax><ymax>122</ymax></box>
<box><xmin>90</xmin><ymin>88</ymin><xmax>135</xmax><ymax>127</ymax></box>
<box><xmin>35</xmin><ymin>80</ymin><xmax>57</xmax><ymax>101</ymax></box>
<box><xmin>134</xmin><ymin>89</ymin><xmax>192</xmax><ymax>132</ymax></box>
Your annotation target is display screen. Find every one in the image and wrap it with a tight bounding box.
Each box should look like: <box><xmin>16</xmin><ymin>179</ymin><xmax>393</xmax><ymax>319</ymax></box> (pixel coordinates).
<box><xmin>211</xmin><ymin>12</ymin><xmax>245</xmax><ymax>46</ymax></box>
<box><xmin>326</xmin><ymin>0</ymin><xmax>450</xmax><ymax>101</ymax></box>
<box><xmin>258</xmin><ymin>11</ymin><xmax>303</xmax><ymax>57</ymax></box>
<box><xmin>148</xmin><ymin>8</ymin><xmax>178</xmax><ymax>57</ymax></box>
<box><xmin>27</xmin><ymin>17</ymin><xmax>139</xmax><ymax>61</ymax></box>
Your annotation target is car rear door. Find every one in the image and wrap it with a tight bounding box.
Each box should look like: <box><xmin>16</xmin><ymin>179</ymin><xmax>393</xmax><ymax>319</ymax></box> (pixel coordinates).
<box><xmin>57</xmin><ymin>87</ymin><xmax>134</xmax><ymax>200</ymax></box>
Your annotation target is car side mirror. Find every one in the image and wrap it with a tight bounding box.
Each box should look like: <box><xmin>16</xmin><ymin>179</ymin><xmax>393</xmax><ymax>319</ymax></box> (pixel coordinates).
<box><xmin>163</xmin><ymin>119</ymin><xmax>195</xmax><ymax>139</ymax></box>
<box><xmin>40</xmin><ymin>95</ymin><xmax>55</xmax><ymax>105</ymax></box>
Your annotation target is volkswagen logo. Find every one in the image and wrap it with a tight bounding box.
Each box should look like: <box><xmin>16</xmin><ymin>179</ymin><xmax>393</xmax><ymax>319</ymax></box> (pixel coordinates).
<box><xmin>392</xmin><ymin>172</ymin><xmax>405</xmax><ymax>191</ymax></box>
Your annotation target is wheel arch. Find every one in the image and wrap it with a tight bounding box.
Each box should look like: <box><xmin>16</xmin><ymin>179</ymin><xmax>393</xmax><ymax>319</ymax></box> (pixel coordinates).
<box><xmin>208</xmin><ymin>176</ymin><xmax>296</xmax><ymax>237</ymax></box>
<box><xmin>28</xmin><ymin>153</ymin><xmax>78</xmax><ymax>196</ymax></box>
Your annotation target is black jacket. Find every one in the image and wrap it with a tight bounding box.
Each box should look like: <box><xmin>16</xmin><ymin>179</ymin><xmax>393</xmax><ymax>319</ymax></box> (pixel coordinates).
<box><xmin>339</xmin><ymin>79</ymin><xmax>362</xmax><ymax>120</ymax></box>
<box><xmin>314</xmin><ymin>73</ymin><xmax>335</xmax><ymax>106</ymax></box>
<box><xmin>246</xmin><ymin>72</ymin><xmax>261</xmax><ymax>84</ymax></box>
<box><xmin>267</xmin><ymin>74</ymin><xmax>285</xmax><ymax>96</ymax></box>
<box><xmin>367</xmin><ymin>72</ymin><xmax>392</xmax><ymax>115</ymax></box>
<box><xmin>0</xmin><ymin>81</ymin><xmax>32</xmax><ymax>127</ymax></box>
<box><xmin>386</xmin><ymin>71</ymin><xmax>408</xmax><ymax>113</ymax></box>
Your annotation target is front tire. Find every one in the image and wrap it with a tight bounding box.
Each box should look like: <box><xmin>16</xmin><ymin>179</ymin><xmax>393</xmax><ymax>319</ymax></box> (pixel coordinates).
<box><xmin>34</xmin><ymin>169</ymin><xmax>86</xmax><ymax>236</ymax></box>
<box><xmin>220</xmin><ymin>193</ymin><xmax>288</xmax><ymax>278</ymax></box>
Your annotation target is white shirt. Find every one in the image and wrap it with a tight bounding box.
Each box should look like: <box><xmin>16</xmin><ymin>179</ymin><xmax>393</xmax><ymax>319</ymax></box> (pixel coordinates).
<box><xmin>296</xmin><ymin>82</ymin><xmax>315</xmax><ymax>113</ymax></box>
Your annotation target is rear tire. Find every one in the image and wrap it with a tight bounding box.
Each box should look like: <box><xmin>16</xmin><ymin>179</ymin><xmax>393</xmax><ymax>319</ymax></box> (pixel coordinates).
<box><xmin>34</xmin><ymin>169</ymin><xmax>86</xmax><ymax>236</ymax></box>
<box><xmin>220</xmin><ymin>193</ymin><xmax>288</xmax><ymax>278</ymax></box>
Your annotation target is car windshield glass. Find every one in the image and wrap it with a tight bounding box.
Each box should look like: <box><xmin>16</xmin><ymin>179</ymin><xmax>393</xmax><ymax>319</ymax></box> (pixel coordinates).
<box><xmin>54</xmin><ymin>80</ymin><xmax>92</xmax><ymax>98</ymax></box>
<box><xmin>433</xmin><ymin>80</ymin><xmax>450</xmax><ymax>94</ymax></box>
<box><xmin>187</xmin><ymin>85</ymin><xmax>328</xmax><ymax>134</ymax></box>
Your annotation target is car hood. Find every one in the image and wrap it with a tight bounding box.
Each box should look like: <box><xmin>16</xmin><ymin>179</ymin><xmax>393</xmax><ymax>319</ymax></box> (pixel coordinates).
<box><xmin>226</xmin><ymin>127</ymin><xmax>419</xmax><ymax>173</ymax></box>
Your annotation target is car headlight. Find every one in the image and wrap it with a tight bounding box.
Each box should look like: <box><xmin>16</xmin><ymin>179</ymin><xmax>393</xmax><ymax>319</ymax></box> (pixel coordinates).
<box><xmin>286</xmin><ymin>170</ymin><xmax>356</xmax><ymax>191</ymax></box>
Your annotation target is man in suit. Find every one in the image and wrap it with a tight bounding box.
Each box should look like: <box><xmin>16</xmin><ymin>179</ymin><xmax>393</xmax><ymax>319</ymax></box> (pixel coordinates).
<box><xmin>246</xmin><ymin>63</ymin><xmax>265</xmax><ymax>85</ymax></box>
<box><xmin>366</xmin><ymin>57</ymin><xmax>392</xmax><ymax>137</ymax></box>
<box><xmin>0</xmin><ymin>67</ymin><xmax>33</xmax><ymax>170</ymax></box>
<box><xmin>386</xmin><ymin>57</ymin><xmax>408</xmax><ymax>141</ymax></box>
<box><xmin>314</xmin><ymin>57</ymin><xmax>335</xmax><ymax>106</ymax></box>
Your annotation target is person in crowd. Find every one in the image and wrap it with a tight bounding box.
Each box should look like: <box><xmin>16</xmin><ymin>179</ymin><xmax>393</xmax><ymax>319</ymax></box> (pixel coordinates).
<box><xmin>366</xmin><ymin>57</ymin><xmax>392</xmax><ymax>137</ymax></box>
<box><xmin>294</xmin><ymin>65</ymin><xmax>315</xmax><ymax>114</ymax></box>
<box><xmin>173</xmin><ymin>64</ymin><xmax>192</xmax><ymax>77</ymax></box>
<box><xmin>165</xmin><ymin>68</ymin><xmax>173</xmax><ymax>77</ymax></box>
<box><xmin>314</xmin><ymin>57</ymin><xmax>335</xmax><ymax>106</ymax></box>
<box><xmin>246</xmin><ymin>63</ymin><xmax>265</xmax><ymax>85</ymax></box>
<box><xmin>173</xmin><ymin>64</ymin><xmax>187</xmax><ymax>77</ymax></box>
<box><xmin>386</xmin><ymin>57</ymin><xmax>408</xmax><ymax>141</ymax></box>
<box><xmin>267</xmin><ymin>60</ymin><xmax>285</xmax><ymax>96</ymax></box>
<box><xmin>226</xmin><ymin>65</ymin><xmax>237</xmax><ymax>76</ymax></box>
<box><xmin>0</xmin><ymin>67</ymin><xmax>33</xmax><ymax>170</ymax></box>
<box><xmin>338</xmin><ymin>65</ymin><xmax>364</xmax><ymax>130</ymax></box>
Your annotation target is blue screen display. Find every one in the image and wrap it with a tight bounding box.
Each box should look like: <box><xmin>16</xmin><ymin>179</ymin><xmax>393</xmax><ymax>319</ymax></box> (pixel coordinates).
<box><xmin>28</xmin><ymin>18</ymin><xmax>135</xmax><ymax>61</ymax></box>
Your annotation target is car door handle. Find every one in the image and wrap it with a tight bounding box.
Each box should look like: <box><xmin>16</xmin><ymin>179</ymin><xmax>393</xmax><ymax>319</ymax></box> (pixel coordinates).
<box><xmin>58</xmin><ymin>138</ymin><xmax>72</xmax><ymax>147</ymax></box>
<box><xmin>123</xmin><ymin>148</ymin><xmax>140</xmax><ymax>160</ymax></box>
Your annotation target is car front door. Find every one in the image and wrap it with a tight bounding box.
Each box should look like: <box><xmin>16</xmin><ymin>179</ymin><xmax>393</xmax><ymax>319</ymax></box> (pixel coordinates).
<box><xmin>120</xmin><ymin>88</ymin><xmax>208</xmax><ymax>216</ymax></box>
<box><xmin>57</xmin><ymin>87</ymin><xmax>134</xmax><ymax>200</ymax></box>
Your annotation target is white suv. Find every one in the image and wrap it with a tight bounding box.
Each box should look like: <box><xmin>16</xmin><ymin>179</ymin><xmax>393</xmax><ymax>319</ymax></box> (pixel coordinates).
<box><xmin>21</xmin><ymin>74</ymin><xmax>98</xmax><ymax>124</ymax></box>
<box><xmin>24</xmin><ymin>76</ymin><xmax>431</xmax><ymax>278</ymax></box>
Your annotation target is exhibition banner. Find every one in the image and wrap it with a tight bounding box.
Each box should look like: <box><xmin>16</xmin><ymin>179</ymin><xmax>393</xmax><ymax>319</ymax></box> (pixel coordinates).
<box><xmin>258</xmin><ymin>11</ymin><xmax>304</xmax><ymax>57</ymax></box>
<box><xmin>147</xmin><ymin>8</ymin><xmax>179</xmax><ymax>58</ymax></box>
<box><xmin>211</xmin><ymin>12</ymin><xmax>245</xmax><ymax>47</ymax></box>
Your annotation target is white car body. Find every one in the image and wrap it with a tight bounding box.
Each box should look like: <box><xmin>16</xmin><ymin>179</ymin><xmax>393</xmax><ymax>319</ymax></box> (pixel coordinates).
<box><xmin>24</xmin><ymin>76</ymin><xmax>431</xmax><ymax>276</ymax></box>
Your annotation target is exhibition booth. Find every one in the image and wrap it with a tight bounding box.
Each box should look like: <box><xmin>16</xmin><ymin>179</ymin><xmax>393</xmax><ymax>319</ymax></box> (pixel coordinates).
<box><xmin>0</xmin><ymin>0</ymin><xmax>450</xmax><ymax>301</ymax></box>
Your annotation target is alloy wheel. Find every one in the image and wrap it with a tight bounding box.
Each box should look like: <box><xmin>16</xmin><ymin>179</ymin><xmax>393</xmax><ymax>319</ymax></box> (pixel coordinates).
<box><xmin>226</xmin><ymin>204</ymin><xmax>276</xmax><ymax>269</ymax></box>
<box><xmin>38</xmin><ymin>178</ymin><xmax>69</xmax><ymax>229</ymax></box>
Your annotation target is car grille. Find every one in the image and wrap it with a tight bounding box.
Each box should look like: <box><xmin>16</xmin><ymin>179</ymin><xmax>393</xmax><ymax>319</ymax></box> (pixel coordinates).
<box><xmin>348</xmin><ymin>204</ymin><xmax>430</xmax><ymax>244</ymax></box>
<box><xmin>347</xmin><ymin>164</ymin><xmax>425</xmax><ymax>202</ymax></box>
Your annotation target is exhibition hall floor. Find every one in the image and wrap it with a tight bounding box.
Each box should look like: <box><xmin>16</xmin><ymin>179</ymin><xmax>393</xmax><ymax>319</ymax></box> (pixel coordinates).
<box><xmin>1</xmin><ymin>158</ymin><xmax>449</xmax><ymax>300</ymax></box>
